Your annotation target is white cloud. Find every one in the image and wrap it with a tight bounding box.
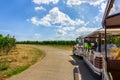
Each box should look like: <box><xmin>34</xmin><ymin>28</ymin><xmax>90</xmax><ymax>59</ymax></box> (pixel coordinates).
<box><xmin>94</xmin><ymin>2</ymin><xmax>106</xmax><ymax>22</ymax></box>
<box><xmin>33</xmin><ymin>0</ymin><xmax>59</xmax><ymax>5</ymax></box>
<box><xmin>109</xmin><ymin>1</ymin><xmax>120</xmax><ymax>15</ymax></box>
<box><xmin>66</xmin><ymin>0</ymin><xmax>105</xmax><ymax>6</ymax></box>
<box><xmin>109</xmin><ymin>5</ymin><xmax>116</xmax><ymax>15</ymax></box>
<box><xmin>95</xmin><ymin>15</ymin><xmax>102</xmax><ymax>22</ymax></box>
<box><xmin>30</xmin><ymin>7</ymin><xmax>86</xmax><ymax>37</ymax></box>
<box><xmin>93</xmin><ymin>1</ymin><xmax>106</xmax><ymax>23</ymax></box>
<box><xmin>31</xmin><ymin>17</ymin><xmax>51</xmax><ymax>26</ymax></box>
<box><xmin>56</xmin><ymin>26</ymin><xmax>75</xmax><ymax>36</ymax></box>
<box><xmin>62</xmin><ymin>27</ymin><xmax>75</xmax><ymax>31</ymax></box>
<box><xmin>35</xmin><ymin>6</ymin><xmax>46</xmax><ymax>11</ymax></box>
<box><xmin>31</xmin><ymin>7</ymin><xmax>85</xmax><ymax>27</ymax></box>
<box><xmin>57</xmin><ymin>29</ymin><xmax>66</xmax><ymax>36</ymax></box>
<box><xmin>99</xmin><ymin>2</ymin><xmax>107</xmax><ymax>13</ymax></box>
<box><xmin>31</xmin><ymin>6</ymin><xmax>97</xmax><ymax>39</ymax></box>
<box><xmin>31</xmin><ymin>17</ymin><xmax>40</xmax><ymax>26</ymax></box>
<box><xmin>76</xmin><ymin>27</ymin><xmax>98</xmax><ymax>35</ymax></box>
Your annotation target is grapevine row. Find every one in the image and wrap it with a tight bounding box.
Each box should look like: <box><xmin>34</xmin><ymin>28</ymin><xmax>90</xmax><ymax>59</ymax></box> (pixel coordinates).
<box><xmin>0</xmin><ymin>34</ymin><xmax>16</xmax><ymax>55</ymax></box>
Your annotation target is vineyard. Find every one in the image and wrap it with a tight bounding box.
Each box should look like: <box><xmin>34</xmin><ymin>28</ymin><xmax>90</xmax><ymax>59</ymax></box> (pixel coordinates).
<box><xmin>0</xmin><ymin>34</ymin><xmax>16</xmax><ymax>55</ymax></box>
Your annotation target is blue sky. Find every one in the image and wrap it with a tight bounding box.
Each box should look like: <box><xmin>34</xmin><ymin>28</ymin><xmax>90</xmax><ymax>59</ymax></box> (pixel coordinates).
<box><xmin>0</xmin><ymin>0</ymin><xmax>107</xmax><ymax>41</ymax></box>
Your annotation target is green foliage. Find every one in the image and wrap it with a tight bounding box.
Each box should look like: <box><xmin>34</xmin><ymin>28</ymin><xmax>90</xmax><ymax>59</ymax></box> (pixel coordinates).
<box><xmin>17</xmin><ymin>40</ymin><xmax>77</xmax><ymax>45</ymax></box>
<box><xmin>114</xmin><ymin>37</ymin><xmax>120</xmax><ymax>47</ymax></box>
<box><xmin>107</xmin><ymin>36</ymin><xmax>120</xmax><ymax>47</ymax></box>
<box><xmin>6</xmin><ymin>66</ymin><xmax>29</xmax><ymax>77</ymax></box>
<box><xmin>0</xmin><ymin>34</ymin><xmax>16</xmax><ymax>55</ymax></box>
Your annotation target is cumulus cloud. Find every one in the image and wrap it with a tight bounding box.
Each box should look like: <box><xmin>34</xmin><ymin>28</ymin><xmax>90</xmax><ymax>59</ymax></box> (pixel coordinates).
<box><xmin>76</xmin><ymin>27</ymin><xmax>98</xmax><ymax>35</ymax></box>
<box><xmin>35</xmin><ymin>6</ymin><xmax>46</xmax><ymax>11</ymax></box>
<box><xmin>31</xmin><ymin>17</ymin><xmax>51</xmax><ymax>26</ymax></box>
<box><xmin>62</xmin><ymin>27</ymin><xmax>75</xmax><ymax>31</ymax></box>
<box><xmin>33</xmin><ymin>0</ymin><xmax>59</xmax><ymax>5</ymax></box>
<box><xmin>93</xmin><ymin>1</ymin><xmax>106</xmax><ymax>23</ymax></box>
<box><xmin>95</xmin><ymin>15</ymin><xmax>102</xmax><ymax>22</ymax></box>
<box><xmin>31</xmin><ymin>17</ymin><xmax>40</xmax><ymax>26</ymax></box>
<box><xmin>30</xmin><ymin>7</ymin><xmax>85</xmax><ymax>27</ymax></box>
<box><xmin>109</xmin><ymin>1</ymin><xmax>120</xmax><ymax>16</ymax></box>
<box><xmin>99</xmin><ymin>2</ymin><xmax>107</xmax><ymax>13</ymax></box>
<box><xmin>56</xmin><ymin>26</ymin><xmax>75</xmax><ymax>36</ymax></box>
<box><xmin>66</xmin><ymin>0</ymin><xmax>105</xmax><ymax>6</ymax></box>
<box><xmin>30</xmin><ymin>7</ymin><xmax>86</xmax><ymax>36</ymax></box>
<box><xmin>57</xmin><ymin>29</ymin><xmax>66</xmax><ymax>36</ymax></box>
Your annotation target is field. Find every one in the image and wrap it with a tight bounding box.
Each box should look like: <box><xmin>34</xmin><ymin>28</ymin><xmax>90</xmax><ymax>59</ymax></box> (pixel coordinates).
<box><xmin>47</xmin><ymin>45</ymin><xmax>73</xmax><ymax>51</ymax></box>
<box><xmin>0</xmin><ymin>44</ymin><xmax>45</xmax><ymax>80</ymax></box>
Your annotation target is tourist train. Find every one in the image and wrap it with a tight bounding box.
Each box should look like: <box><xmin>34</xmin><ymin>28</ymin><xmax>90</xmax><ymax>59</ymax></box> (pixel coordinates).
<box><xmin>73</xmin><ymin>0</ymin><xmax>120</xmax><ymax>80</ymax></box>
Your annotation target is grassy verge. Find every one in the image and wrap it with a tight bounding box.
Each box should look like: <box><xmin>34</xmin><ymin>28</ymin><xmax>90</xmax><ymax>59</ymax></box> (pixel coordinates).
<box><xmin>0</xmin><ymin>44</ymin><xmax>45</xmax><ymax>79</ymax></box>
<box><xmin>6</xmin><ymin>66</ymin><xmax>29</xmax><ymax>77</ymax></box>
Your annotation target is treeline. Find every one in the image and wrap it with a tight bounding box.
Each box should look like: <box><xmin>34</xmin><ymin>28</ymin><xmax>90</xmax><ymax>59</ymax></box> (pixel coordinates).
<box><xmin>0</xmin><ymin>34</ymin><xmax>16</xmax><ymax>55</ymax></box>
<box><xmin>17</xmin><ymin>40</ymin><xmax>77</xmax><ymax>45</ymax></box>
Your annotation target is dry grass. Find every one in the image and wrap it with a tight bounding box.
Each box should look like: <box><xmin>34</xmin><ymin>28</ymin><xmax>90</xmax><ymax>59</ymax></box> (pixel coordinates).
<box><xmin>0</xmin><ymin>44</ymin><xmax>45</xmax><ymax>80</ymax></box>
<box><xmin>46</xmin><ymin>45</ymin><xmax>72</xmax><ymax>51</ymax></box>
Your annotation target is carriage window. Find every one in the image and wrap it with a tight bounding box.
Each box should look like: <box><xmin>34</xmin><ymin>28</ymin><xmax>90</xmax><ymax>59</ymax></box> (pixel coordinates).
<box><xmin>109</xmin><ymin>0</ymin><xmax>120</xmax><ymax>16</ymax></box>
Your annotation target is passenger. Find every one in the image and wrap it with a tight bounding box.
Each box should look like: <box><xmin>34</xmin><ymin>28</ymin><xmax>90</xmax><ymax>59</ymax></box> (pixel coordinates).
<box><xmin>92</xmin><ymin>42</ymin><xmax>97</xmax><ymax>51</ymax></box>
<box><xmin>72</xmin><ymin>44</ymin><xmax>76</xmax><ymax>49</ymax></box>
<box><xmin>107</xmin><ymin>41</ymin><xmax>117</xmax><ymax>53</ymax></box>
<box><xmin>88</xmin><ymin>41</ymin><xmax>92</xmax><ymax>49</ymax></box>
<box><xmin>85</xmin><ymin>41</ymin><xmax>92</xmax><ymax>51</ymax></box>
<box><xmin>84</xmin><ymin>42</ymin><xmax>88</xmax><ymax>49</ymax></box>
<box><xmin>107</xmin><ymin>41</ymin><xmax>117</xmax><ymax>48</ymax></box>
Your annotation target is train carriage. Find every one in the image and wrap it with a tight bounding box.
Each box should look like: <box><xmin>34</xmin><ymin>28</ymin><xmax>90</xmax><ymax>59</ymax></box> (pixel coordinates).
<box><xmin>73</xmin><ymin>0</ymin><xmax>120</xmax><ymax>80</ymax></box>
<box><xmin>102</xmin><ymin>0</ymin><xmax>120</xmax><ymax>80</ymax></box>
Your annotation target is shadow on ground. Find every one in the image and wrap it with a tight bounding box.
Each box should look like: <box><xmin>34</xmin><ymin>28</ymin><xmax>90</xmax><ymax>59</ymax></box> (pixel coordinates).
<box><xmin>70</xmin><ymin>55</ymin><xmax>101</xmax><ymax>80</ymax></box>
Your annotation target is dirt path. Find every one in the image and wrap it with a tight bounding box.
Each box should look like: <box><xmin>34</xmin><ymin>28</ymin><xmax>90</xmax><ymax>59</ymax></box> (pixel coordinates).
<box><xmin>7</xmin><ymin>45</ymin><xmax>74</xmax><ymax>80</ymax></box>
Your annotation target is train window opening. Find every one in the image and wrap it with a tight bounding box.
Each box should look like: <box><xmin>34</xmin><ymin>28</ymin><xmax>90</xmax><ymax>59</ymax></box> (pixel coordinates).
<box><xmin>109</xmin><ymin>0</ymin><xmax>120</xmax><ymax>16</ymax></box>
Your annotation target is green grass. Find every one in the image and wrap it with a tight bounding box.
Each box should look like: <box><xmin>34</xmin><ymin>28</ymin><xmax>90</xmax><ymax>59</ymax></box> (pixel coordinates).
<box><xmin>0</xmin><ymin>61</ymin><xmax>9</xmax><ymax>71</ymax></box>
<box><xmin>6</xmin><ymin>66</ymin><xmax>29</xmax><ymax>77</ymax></box>
<box><xmin>35</xmin><ymin>50</ymin><xmax>44</xmax><ymax>56</ymax></box>
<box><xmin>31</xmin><ymin>58</ymin><xmax>37</xmax><ymax>63</ymax></box>
<box><xmin>31</xmin><ymin>49</ymin><xmax>45</xmax><ymax>63</ymax></box>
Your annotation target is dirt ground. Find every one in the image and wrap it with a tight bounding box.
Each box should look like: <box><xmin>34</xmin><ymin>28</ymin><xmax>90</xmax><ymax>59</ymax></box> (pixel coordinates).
<box><xmin>7</xmin><ymin>45</ymin><xmax>75</xmax><ymax>80</ymax></box>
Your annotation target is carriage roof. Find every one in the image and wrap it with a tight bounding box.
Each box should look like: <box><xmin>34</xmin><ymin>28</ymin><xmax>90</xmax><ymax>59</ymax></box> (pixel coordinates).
<box><xmin>102</xmin><ymin>0</ymin><xmax>120</xmax><ymax>28</ymax></box>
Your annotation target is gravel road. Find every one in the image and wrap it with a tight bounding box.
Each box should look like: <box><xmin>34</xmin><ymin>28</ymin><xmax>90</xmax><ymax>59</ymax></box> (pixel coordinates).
<box><xmin>7</xmin><ymin>45</ymin><xmax>75</xmax><ymax>80</ymax></box>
